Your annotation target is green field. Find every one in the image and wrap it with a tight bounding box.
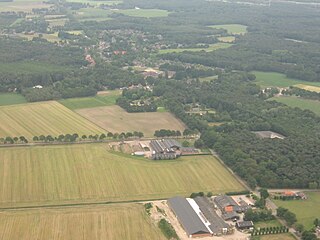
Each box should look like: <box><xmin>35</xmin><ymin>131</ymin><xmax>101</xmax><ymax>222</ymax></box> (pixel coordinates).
<box><xmin>199</xmin><ymin>75</ymin><xmax>219</xmax><ymax>82</ymax></box>
<box><xmin>274</xmin><ymin>192</ymin><xmax>320</xmax><ymax>229</ymax></box>
<box><xmin>270</xmin><ymin>96</ymin><xmax>320</xmax><ymax>116</ymax></box>
<box><xmin>75</xmin><ymin>8</ymin><xmax>112</xmax><ymax>22</ymax></box>
<box><xmin>0</xmin><ymin>204</ymin><xmax>165</xmax><ymax>240</ymax></box>
<box><xmin>0</xmin><ymin>101</ymin><xmax>103</xmax><ymax>139</ymax></box>
<box><xmin>0</xmin><ymin>61</ymin><xmax>69</xmax><ymax>74</ymax></box>
<box><xmin>158</xmin><ymin>43</ymin><xmax>232</xmax><ymax>54</ymax></box>
<box><xmin>253</xmin><ymin>71</ymin><xmax>320</xmax><ymax>88</ymax></box>
<box><xmin>116</xmin><ymin>8</ymin><xmax>170</xmax><ymax>18</ymax></box>
<box><xmin>209</xmin><ymin>24</ymin><xmax>247</xmax><ymax>35</ymax></box>
<box><xmin>59</xmin><ymin>90</ymin><xmax>121</xmax><ymax>110</ymax></box>
<box><xmin>255</xmin><ymin>220</ymin><xmax>282</xmax><ymax>228</ymax></box>
<box><xmin>0</xmin><ymin>93</ymin><xmax>27</xmax><ymax>106</ymax></box>
<box><xmin>0</xmin><ymin>144</ymin><xmax>244</xmax><ymax>207</ymax></box>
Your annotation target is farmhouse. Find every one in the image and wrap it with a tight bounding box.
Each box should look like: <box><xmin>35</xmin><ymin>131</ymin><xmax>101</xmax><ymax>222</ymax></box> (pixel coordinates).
<box><xmin>168</xmin><ymin>196</ymin><xmax>212</xmax><ymax>238</ymax></box>
<box><xmin>194</xmin><ymin>196</ymin><xmax>233</xmax><ymax>235</ymax></box>
<box><xmin>236</xmin><ymin>221</ymin><xmax>254</xmax><ymax>230</ymax></box>
<box><xmin>150</xmin><ymin>139</ymin><xmax>181</xmax><ymax>160</ymax></box>
<box><xmin>214</xmin><ymin>195</ymin><xmax>250</xmax><ymax>214</ymax></box>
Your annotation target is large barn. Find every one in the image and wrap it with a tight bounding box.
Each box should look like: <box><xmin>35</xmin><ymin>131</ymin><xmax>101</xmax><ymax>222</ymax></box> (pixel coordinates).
<box><xmin>150</xmin><ymin>139</ymin><xmax>182</xmax><ymax>160</ymax></box>
<box><xmin>167</xmin><ymin>196</ymin><xmax>212</xmax><ymax>238</ymax></box>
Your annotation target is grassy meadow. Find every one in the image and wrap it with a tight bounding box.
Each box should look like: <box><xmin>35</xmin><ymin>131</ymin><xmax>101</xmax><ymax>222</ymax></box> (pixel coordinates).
<box><xmin>75</xmin><ymin>8</ymin><xmax>112</xmax><ymax>22</ymax></box>
<box><xmin>209</xmin><ymin>24</ymin><xmax>247</xmax><ymax>35</ymax></box>
<box><xmin>270</xmin><ymin>96</ymin><xmax>320</xmax><ymax>116</ymax></box>
<box><xmin>0</xmin><ymin>101</ymin><xmax>103</xmax><ymax>139</ymax></box>
<box><xmin>76</xmin><ymin>105</ymin><xmax>186</xmax><ymax>137</ymax></box>
<box><xmin>0</xmin><ymin>93</ymin><xmax>26</xmax><ymax>106</ymax></box>
<box><xmin>158</xmin><ymin>43</ymin><xmax>232</xmax><ymax>54</ymax></box>
<box><xmin>0</xmin><ymin>204</ymin><xmax>165</xmax><ymax>240</ymax></box>
<box><xmin>257</xmin><ymin>234</ymin><xmax>295</xmax><ymax>240</ymax></box>
<box><xmin>116</xmin><ymin>9</ymin><xmax>170</xmax><ymax>18</ymax></box>
<box><xmin>0</xmin><ymin>144</ymin><xmax>244</xmax><ymax>207</ymax></box>
<box><xmin>253</xmin><ymin>71</ymin><xmax>320</xmax><ymax>88</ymax></box>
<box><xmin>0</xmin><ymin>61</ymin><xmax>69</xmax><ymax>74</ymax></box>
<box><xmin>274</xmin><ymin>191</ymin><xmax>320</xmax><ymax>229</ymax></box>
<box><xmin>59</xmin><ymin>90</ymin><xmax>121</xmax><ymax>110</ymax></box>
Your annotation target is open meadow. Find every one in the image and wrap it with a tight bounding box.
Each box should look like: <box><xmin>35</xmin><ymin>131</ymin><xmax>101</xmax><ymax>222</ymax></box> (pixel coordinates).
<box><xmin>74</xmin><ymin>8</ymin><xmax>112</xmax><ymax>22</ymax></box>
<box><xmin>253</xmin><ymin>71</ymin><xmax>320</xmax><ymax>88</ymax></box>
<box><xmin>76</xmin><ymin>105</ymin><xmax>186</xmax><ymax>137</ymax></box>
<box><xmin>270</xmin><ymin>96</ymin><xmax>320</xmax><ymax>116</ymax></box>
<box><xmin>0</xmin><ymin>144</ymin><xmax>244</xmax><ymax>208</ymax></box>
<box><xmin>0</xmin><ymin>93</ymin><xmax>26</xmax><ymax>106</ymax></box>
<box><xmin>0</xmin><ymin>61</ymin><xmax>69</xmax><ymax>74</ymax></box>
<box><xmin>274</xmin><ymin>191</ymin><xmax>320</xmax><ymax>229</ymax></box>
<box><xmin>59</xmin><ymin>90</ymin><xmax>121</xmax><ymax>110</ymax></box>
<box><xmin>158</xmin><ymin>43</ymin><xmax>232</xmax><ymax>54</ymax></box>
<box><xmin>209</xmin><ymin>24</ymin><xmax>247</xmax><ymax>35</ymax></box>
<box><xmin>0</xmin><ymin>204</ymin><xmax>165</xmax><ymax>240</ymax></box>
<box><xmin>0</xmin><ymin>101</ymin><xmax>103</xmax><ymax>139</ymax></box>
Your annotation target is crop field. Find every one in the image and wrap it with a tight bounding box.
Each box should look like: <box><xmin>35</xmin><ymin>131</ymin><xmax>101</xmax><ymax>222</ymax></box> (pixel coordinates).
<box><xmin>218</xmin><ymin>36</ymin><xmax>236</xmax><ymax>43</ymax></box>
<box><xmin>270</xmin><ymin>96</ymin><xmax>320</xmax><ymax>116</ymax></box>
<box><xmin>253</xmin><ymin>71</ymin><xmax>320</xmax><ymax>88</ymax></box>
<box><xmin>209</xmin><ymin>24</ymin><xmax>247</xmax><ymax>35</ymax></box>
<box><xmin>76</xmin><ymin>105</ymin><xmax>186</xmax><ymax>137</ymax></box>
<box><xmin>0</xmin><ymin>93</ymin><xmax>26</xmax><ymax>106</ymax></box>
<box><xmin>158</xmin><ymin>43</ymin><xmax>232</xmax><ymax>54</ymax></box>
<box><xmin>0</xmin><ymin>204</ymin><xmax>165</xmax><ymax>240</ymax></box>
<box><xmin>274</xmin><ymin>191</ymin><xmax>320</xmax><ymax>229</ymax></box>
<box><xmin>0</xmin><ymin>61</ymin><xmax>69</xmax><ymax>74</ymax></box>
<box><xmin>67</xmin><ymin>0</ymin><xmax>122</xmax><ymax>6</ymax></box>
<box><xmin>0</xmin><ymin>0</ymin><xmax>52</xmax><ymax>12</ymax></box>
<box><xmin>0</xmin><ymin>101</ymin><xmax>103</xmax><ymax>139</ymax></box>
<box><xmin>0</xmin><ymin>144</ymin><xmax>244</xmax><ymax>207</ymax></box>
<box><xmin>75</xmin><ymin>8</ymin><xmax>112</xmax><ymax>22</ymax></box>
<box><xmin>294</xmin><ymin>84</ymin><xmax>320</xmax><ymax>93</ymax></box>
<box><xmin>116</xmin><ymin>9</ymin><xmax>170</xmax><ymax>18</ymax></box>
<box><xmin>59</xmin><ymin>90</ymin><xmax>121</xmax><ymax>110</ymax></box>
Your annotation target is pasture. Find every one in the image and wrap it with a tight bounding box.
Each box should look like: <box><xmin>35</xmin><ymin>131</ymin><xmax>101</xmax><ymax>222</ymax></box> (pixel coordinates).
<box><xmin>294</xmin><ymin>84</ymin><xmax>320</xmax><ymax>93</ymax></box>
<box><xmin>76</xmin><ymin>105</ymin><xmax>186</xmax><ymax>137</ymax></box>
<box><xmin>270</xmin><ymin>96</ymin><xmax>320</xmax><ymax>116</ymax></box>
<box><xmin>0</xmin><ymin>204</ymin><xmax>165</xmax><ymax>240</ymax></box>
<box><xmin>0</xmin><ymin>144</ymin><xmax>244</xmax><ymax>207</ymax></box>
<box><xmin>0</xmin><ymin>93</ymin><xmax>26</xmax><ymax>106</ymax></box>
<box><xmin>274</xmin><ymin>191</ymin><xmax>320</xmax><ymax>229</ymax></box>
<box><xmin>75</xmin><ymin>8</ymin><xmax>112</xmax><ymax>22</ymax></box>
<box><xmin>158</xmin><ymin>43</ymin><xmax>232</xmax><ymax>54</ymax></box>
<box><xmin>0</xmin><ymin>101</ymin><xmax>103</xmax><ymax>139</ymax></box>
<box><xmin>59</xmin><ymin>90</ymin><xmax>121</xmax><ymax>110</ymax></box>
<box><xmin>0</xmin><ymin>0</ymin><xmax>52</xmax><ymax>12</ymax></box>
<box><xmin>116</xmin><ymin>9</ymin><xmax>170</xmax><ymax>18</ymax></box>
<box><xmin>253</xmin><ymin>71</ymin><xmax>320</xmax><ymax>88</ymax></box>
<box><xmin>209</xmin><ymin>24</ymin><xmax>247</xmax><ymax>35</ymax></box>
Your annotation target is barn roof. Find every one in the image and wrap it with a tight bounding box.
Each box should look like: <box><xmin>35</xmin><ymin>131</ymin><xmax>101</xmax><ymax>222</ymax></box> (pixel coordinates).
<box><xmin>168</xmin><ymin>196</ymin><xmax>210</xmax><ymax>236</ymax></box>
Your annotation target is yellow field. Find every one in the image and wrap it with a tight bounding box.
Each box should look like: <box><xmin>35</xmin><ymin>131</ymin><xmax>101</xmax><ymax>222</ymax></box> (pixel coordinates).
<box><xmin>76</xmin><ymin>105</ymin><xmax>186</xmax><ymax>137</ymax></box>
<box><xmin>0</xmin><ymin>101</ymin><xmax>103</xmax><ymax>139</ymax></box>
<box><xmin>294</xmin><ymin>84</ymin><xmax>320</xmax><ymax>93</ymax></box>
<box><xmin>0</xmin><ymin>144</ymin><xmax>244</xmax><ymax>207</ymax></box>
<box><xmin>0</xmin><ymin>204</ymin><xmax>165</xmax><ymax>240</ymax></box>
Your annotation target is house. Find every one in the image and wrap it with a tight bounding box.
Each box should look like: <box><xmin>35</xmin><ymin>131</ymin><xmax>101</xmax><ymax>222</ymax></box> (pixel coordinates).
<box><xmin>236</xmin><ymin>221</ymin><xmax>254</xmax><ymax>230</ymax></box>
<box><xmin>214</xmin><ymin>195</ymin><xmax>250</xmax><ymax>213</ymax></box>
<box><xmin>194</xmin><ymin>196</ymin><xmax>233</xmax><ymax>235</ymax></box>
<box><xmin>222</xmin><ymin>211</ymin><xmax>240</xmax><ymax>221</ymax></box>
<box><xmin>168</xmin><ymin>196</ymin><xmax>212</xmax><ymax>238</ymax></box>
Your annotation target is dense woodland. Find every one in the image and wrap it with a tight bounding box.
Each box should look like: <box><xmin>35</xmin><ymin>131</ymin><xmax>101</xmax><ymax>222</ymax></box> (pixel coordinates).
<box><xmin>0</xmin><ymin>0</ymin><xmax>320</xmax><ymax>189</ymax></box>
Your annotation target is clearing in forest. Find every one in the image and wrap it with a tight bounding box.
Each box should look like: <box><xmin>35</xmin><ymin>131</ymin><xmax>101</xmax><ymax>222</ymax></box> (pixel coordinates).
<box><xmin>59</xmin><ymin>90</ymin><xmax>121</xmax><ymax>110</ymax></box>
<box><xmin>270</xmin><ymin>96</ymin><xmax>320</xmax><ymax>116</ymax></box>
<box><xmin>158</xmin><ymin>43</ymin><xmax>232</xmax><ymax>54</ymax></box>
<box><xmin>274</xmin><ymin>191</ymin><xmax>320</xmax><ymax>230</ymax></box>
<box><xmin>76</xmin><ymin>105</ymin><xmax>186</xmax><ymax>137</ymax></box>
<box><xmin>209</xmin><ymin>24</ymin><xmax>247</xmax><ymax>35</ymax></box>
<box><xmin>0</xmin><ymin>144</ymin><xmax>244</xmax><ymax>207</ymax></box>
<box><xmin>0</xmin><ymin>204</ymin><xmax>165</xmax><ymax>240</ymax></box>
<box><xmin>0</xmin><ymin>101</ymin><xmax>103</xmax><ymax>139</ymax></box>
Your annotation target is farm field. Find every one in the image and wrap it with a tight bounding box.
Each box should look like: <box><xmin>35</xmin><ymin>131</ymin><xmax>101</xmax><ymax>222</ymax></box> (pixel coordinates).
<box><xmin>218</xmin><ymin>36</ymin><xmax>236</xmax><ymax>43</ymax></box>
<box><xmin>0</xmin><ymin>0</ymin><xmax>52</xmax><ymax>12</ymax></box>
<box><xmin>158</xmin><ymin>43</ymin><xmax>232</xmax><ymax>54</ymax></box>
<box><xmin>67</xmin><ymin>0</ymin><xmax>122</xmax><ymax>6</ymax></box>
<box><xmin>0</xmin><ymin>101</ymin><xmax>103</xmax><ymax>139</ymax></box>
<box><xmin>75</xmin><ymin>8</ymin><xmax>112</xmax><ymax>22</ymax></box>
<box><xmin>294</xmin><ymin>84</ymin><xmax>320</xmax><ymax>93</ymax></box>
<box><xmin>257</xmin><ymin>233</ymin><xmax>295</xmax><ymax>240</ymax></box>
<box><xmin>76</xmin><ymin>105</ymin><xmax>186</xmax><ymax>137</ymax></box>
<box><xmin>59</xmin><ymin>90</ymin><xmax>121</xmax><ymax>110</ymax></box>
<box><xmin>253</xmin><ymin>71</ymin><xmax>320</xmax><ymax>88</ymax></box>
<box><xmin>115</xmin><ymin>9</ymin><xmax>170</xmax><ymax>18</ymax></box>
<box><xmin>270</xmin><ymin>96</ymin><xmax>320</xmax><ymax>116</ymax></box>
<box><xmin>209</xmin><ymin>24</ymin><xmax>247</xmax><ymax>35</ymax></box>
<box><xmin>274</xmin><ymin>192</ymin><xmax>320</xmax><ymax>229</ymax></box>
<box><xmin>0</xmin><ymin>93</ymin><xmax>26</xmax><ymax>106</ymax></box>
<box><xmin>0</xmin><ymin>144</ymin><xmax>244</xmax><ymax>207</ymax></box>
<box><xmin>0</xmin><ymin>204</ymin><xmax>165</xmax><ymax>240</ymax></box>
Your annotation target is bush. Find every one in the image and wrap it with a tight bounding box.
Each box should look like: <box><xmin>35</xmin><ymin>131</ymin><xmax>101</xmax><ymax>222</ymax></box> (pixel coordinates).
<box><xmin>158</xmin><ymin>219</ymin><xmax>179</xmax><ymax>240</ymax></box>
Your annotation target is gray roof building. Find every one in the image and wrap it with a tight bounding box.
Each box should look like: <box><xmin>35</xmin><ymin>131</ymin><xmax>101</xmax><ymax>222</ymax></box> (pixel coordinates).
<box><xmin>167</xmin><ymin>196</ymin><xmax>211</xmax><ymax>238</ymax></box>
<box><xmin>236</xmin><ymin>221</ymin><xmax>254</xmax><ymax>230</ymax></box>
<box><xmin>214</xmin><ymin>195</ymin><xmax>249</xmax><ymax>213</ymax></box>
<box><xmin>194</xmin><ymin>196</ymin><xmax>231</xmax><ymax>235</ymax></box>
